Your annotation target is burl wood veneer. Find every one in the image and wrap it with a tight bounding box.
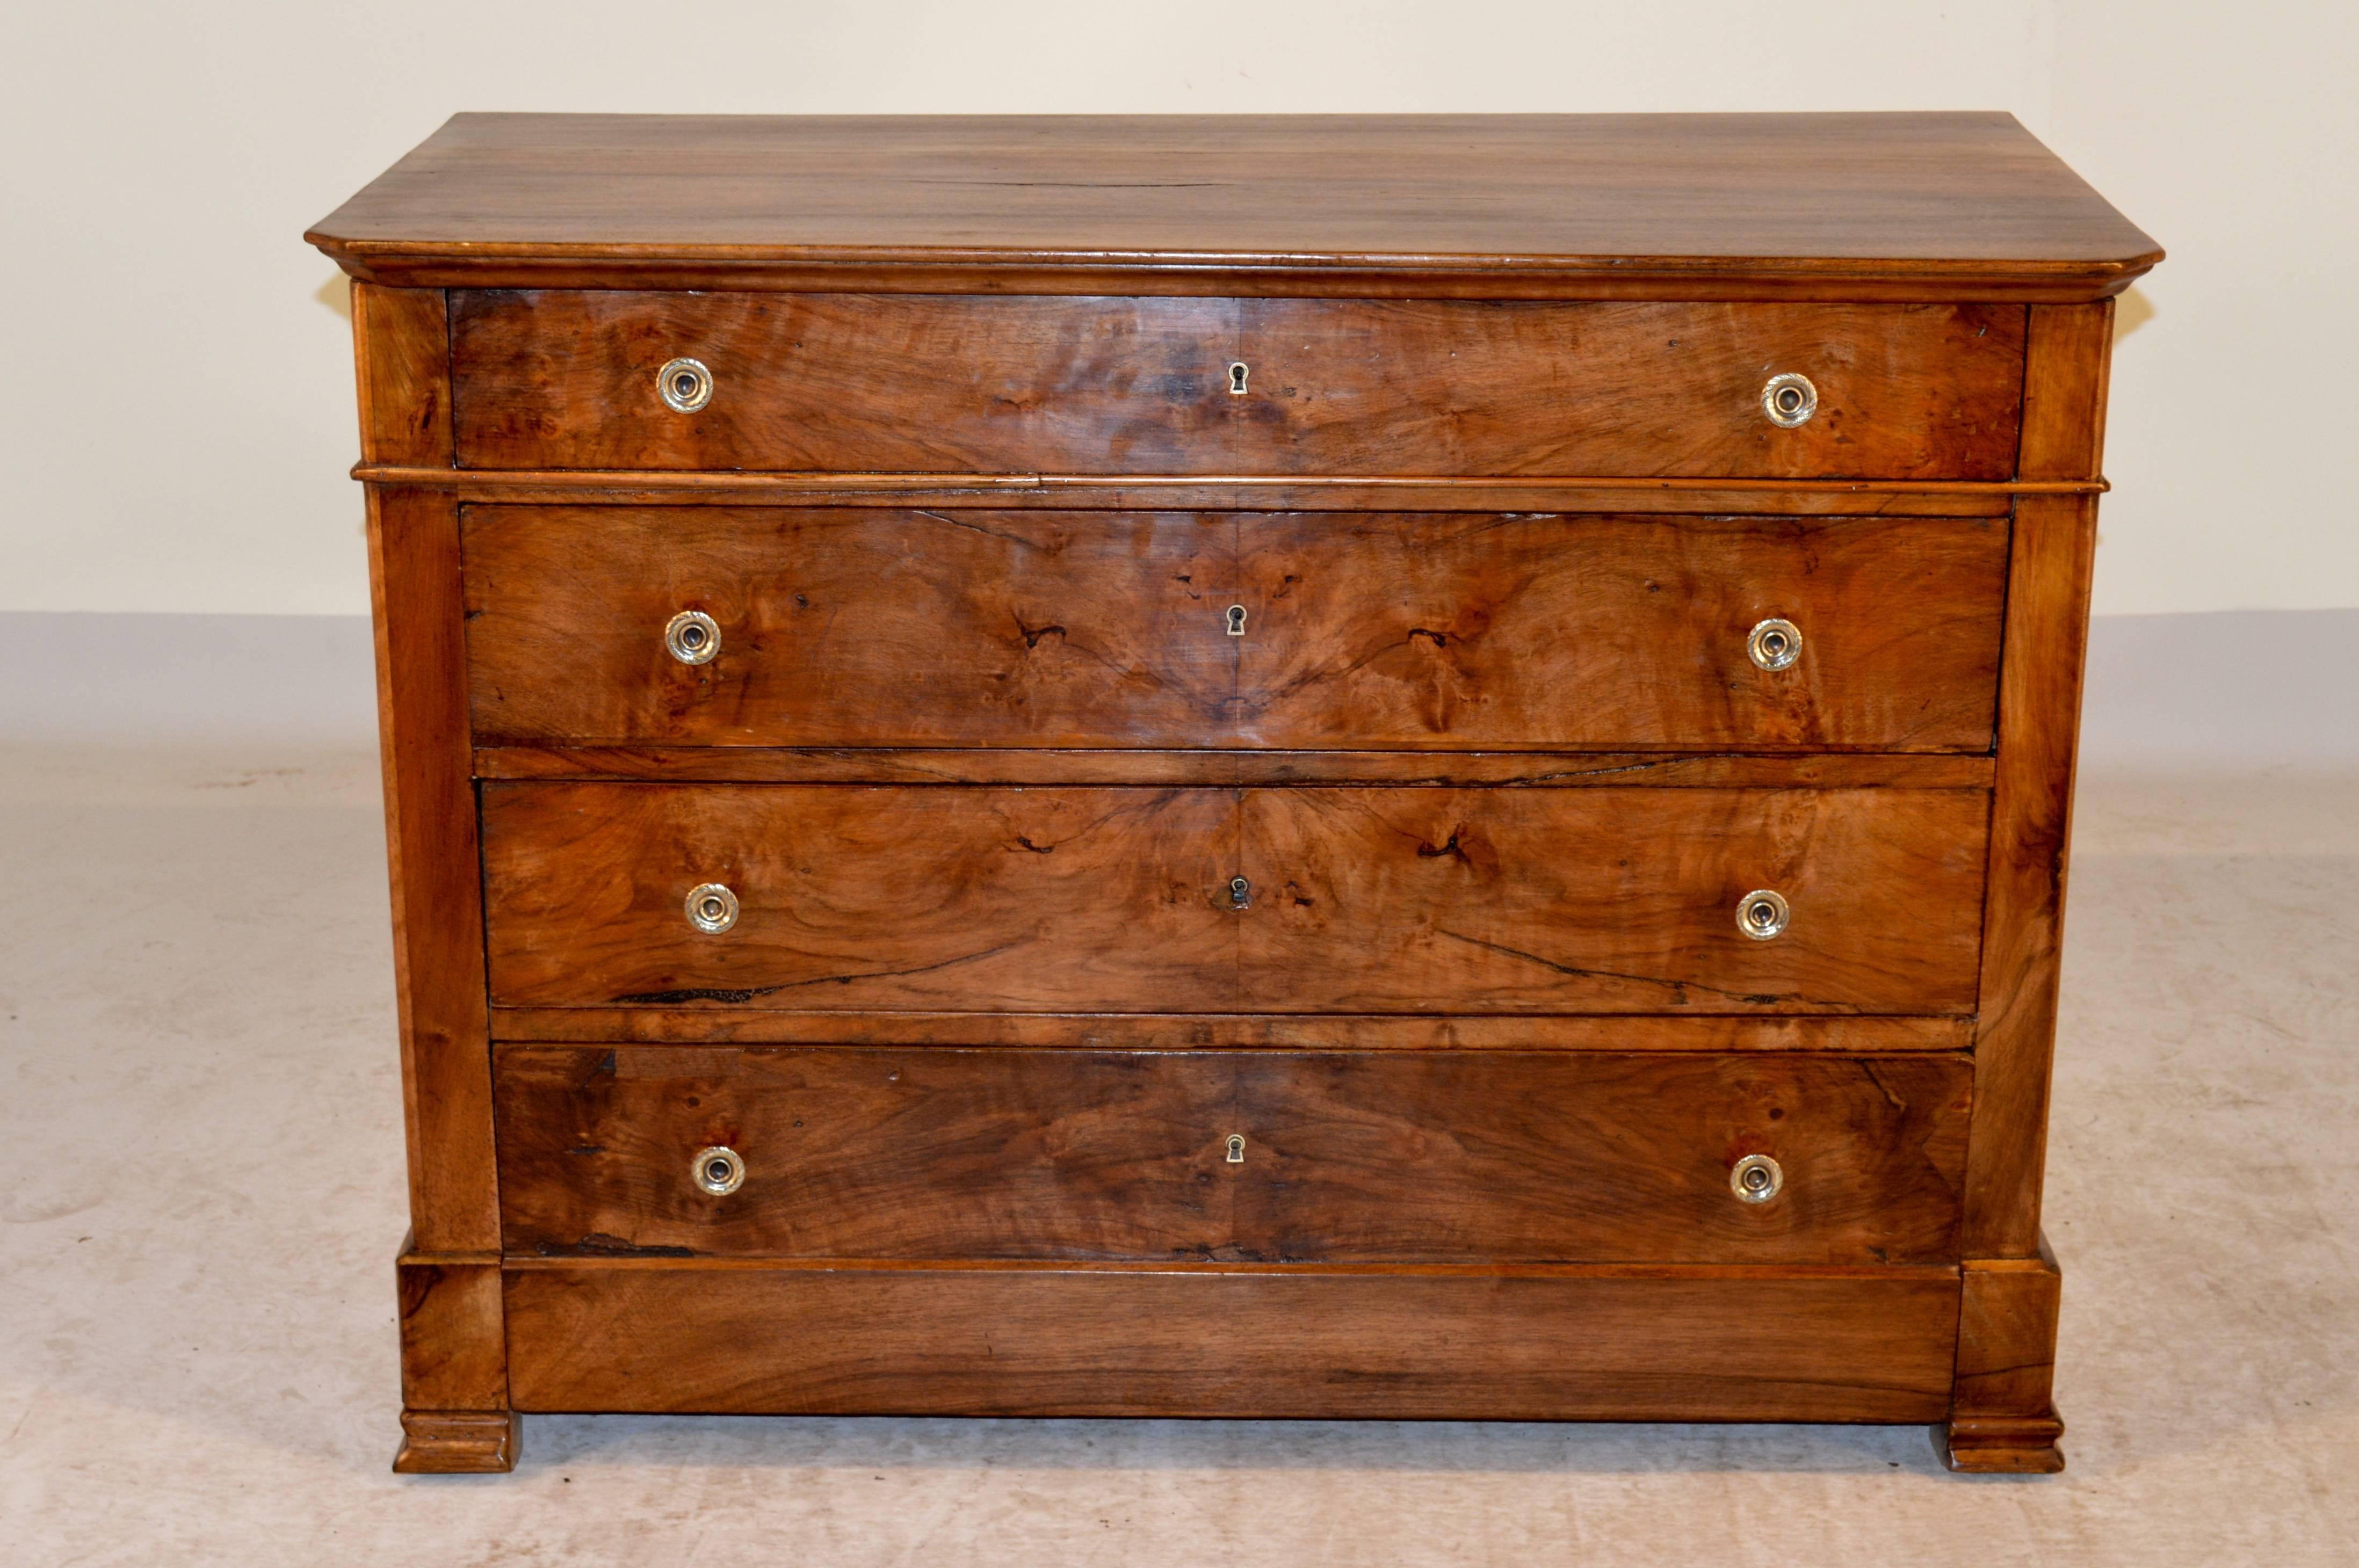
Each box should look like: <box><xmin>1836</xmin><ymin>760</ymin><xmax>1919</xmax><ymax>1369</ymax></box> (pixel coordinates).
<box><xmin>310</xmin><ymin>112</ymin><xmax>2158</xmax><ymax>1476</ymax></box>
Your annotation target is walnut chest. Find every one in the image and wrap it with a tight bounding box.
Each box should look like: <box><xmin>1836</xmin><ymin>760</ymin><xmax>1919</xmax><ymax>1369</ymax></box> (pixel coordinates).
<box><xmin>308</xmin><ymin>112</ymin><xmax>2159</xmax><ymax>1475</ymax></box>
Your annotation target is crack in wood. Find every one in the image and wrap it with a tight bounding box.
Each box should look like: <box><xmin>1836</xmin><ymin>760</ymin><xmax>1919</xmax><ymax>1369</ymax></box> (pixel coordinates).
<box><xmin>551</xmin><ymin>1234</ymin><xmax>696</xmax><ymax>1258</ymax></box>
<box><xmin>1415</xmin><ymin>828</ymin><xmax>1474</xmax><ymax>865</ymax></box>
<box><xmin>611</xmin><ymin>942</ymin><xmax>1021</xmax><ymax>1005</ymax></box>
<box><xmin>911</xmin><ymin>509</ymin><xmax>1052</xmax><ymax>550</ymax></box>
<box><xmin>1430</xmin><ymin>927</ymin><xmax>1855</xmax><ymax>1010</ymax></box>
<box><xmin>1858</xmin><ymin>1059</ymin><xmax>1911</xmax><ymax>1111</ymax></box>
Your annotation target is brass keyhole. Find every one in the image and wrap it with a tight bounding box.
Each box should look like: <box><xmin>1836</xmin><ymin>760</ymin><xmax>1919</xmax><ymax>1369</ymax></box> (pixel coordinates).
<box><xmin>1228</xmin><ymin>361</ymin><xmax>1249</xmax><ymax>395</ymax></box>
<box><xmin>1226</xmin><ymin>604</ymin><xmax>1248</xmax><ymax>636</ymax></box>
<box><xmin>1229</xmin><ymin>875</ymin><xmax>1251</xmax><ymax>910</ymax></box>
<box><xmin>1225</xmin><ymin>1134</ymin><xmax>1247</xmax><ymax>1164</ymax></box>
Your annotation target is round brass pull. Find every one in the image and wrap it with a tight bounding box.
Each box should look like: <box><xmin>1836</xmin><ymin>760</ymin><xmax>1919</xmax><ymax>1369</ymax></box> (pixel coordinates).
<box><xmin>1736</xmin><ymin>888</ymin><xmax>1790</xmax><ymax>941</ymax></box>
<box><xmin>1747</xmin><ymin>617</ymin><xmax>1802</xmax><ymax>672</ymax></box>
<box><xmin>665</xmin><ymin>609</ymin><xmax>721</xmax><ymax>665</ymax></box>
<box><xmin>1731</xmin><ymin>1153</ymin><xmax>1784</xmax><ymax>1204</ymax></box>
<box><xmin>685</xmin><ymin>882</ymin><xmax>740</xmax><ymax>934</ymax></box>
<box><xmin>658</xmin><ymin>356</ymin><xmax>714</xmax><ymax>413</ymax></box>
<box><xmin>692</xmin><ymin>1144</ymin><xmax>746</xmax><ymax>1196</ymax></box>
<box><xmin>1761</xmin><ymin>372</ymin><xmax>1817</xmax><ymax>428</ymax></box>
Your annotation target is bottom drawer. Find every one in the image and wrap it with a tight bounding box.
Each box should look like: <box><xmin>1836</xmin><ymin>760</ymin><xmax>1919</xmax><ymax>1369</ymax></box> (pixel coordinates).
<box><xmin>496</xmin><ymin>1047</ymin><xmax>1971</xmax><ymax>1266</ymax></box>
<box><xmin>506</xmin><ymin>1261</ymin><xmax>1962</xmax><ymax>1422</ymax></box>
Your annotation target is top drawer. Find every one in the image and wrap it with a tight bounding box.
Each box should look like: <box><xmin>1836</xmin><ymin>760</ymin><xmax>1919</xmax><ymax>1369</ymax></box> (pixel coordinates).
<box><xmin>450</xmin><ymin>293</ymin><xmax>2026</xmax><ymax>479</ymax></box>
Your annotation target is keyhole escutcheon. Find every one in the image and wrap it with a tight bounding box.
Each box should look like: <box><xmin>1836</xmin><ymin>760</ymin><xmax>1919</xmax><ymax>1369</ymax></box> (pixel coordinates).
<box><xmin>1227</xmin><ymin>361</ymin><xmax>1249</xmax><ymax>395</ymax></box>
<box><xmin>1225</xmin><ymin>604</ymin><xmax>1248</xmax><ymax>637</ymax></box>
<box><xmin>1229</xmin><ymin>875</ymin><xmax>1251</xmax><ymax>910</ymax></box>
<box><xmin>1226</xmin><ymin>1134</ymin><xmax>1247</xmax><ymax>1164</ymax></box>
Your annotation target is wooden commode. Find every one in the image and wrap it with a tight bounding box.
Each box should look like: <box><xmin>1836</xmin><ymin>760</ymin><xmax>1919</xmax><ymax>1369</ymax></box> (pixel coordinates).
<box><xmin>308</xmin><ymin>112</ymin><xmax>2160</xmax><ymax>1475</ymax></box>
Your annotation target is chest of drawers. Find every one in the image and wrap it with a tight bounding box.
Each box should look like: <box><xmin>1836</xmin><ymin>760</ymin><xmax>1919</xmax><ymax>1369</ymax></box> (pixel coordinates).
<box><xmin>309</xmin><ymin>112</ymin><xmax>2158</xmax><ymax>1476</ymax></box>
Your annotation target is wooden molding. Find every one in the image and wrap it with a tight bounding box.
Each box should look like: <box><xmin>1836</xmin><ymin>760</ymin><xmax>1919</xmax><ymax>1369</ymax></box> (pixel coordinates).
<box><xmin>1942</xmin><ymin>1240</ymin><xmax>2067</xmax><ymax>1473</ymax></box>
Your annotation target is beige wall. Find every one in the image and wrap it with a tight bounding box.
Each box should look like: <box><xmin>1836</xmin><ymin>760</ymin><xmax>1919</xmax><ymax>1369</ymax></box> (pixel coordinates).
<box><xmin>2</xmin><ymin>1</ymin><xmax>2348</xmax><ymax>616</ymax></box>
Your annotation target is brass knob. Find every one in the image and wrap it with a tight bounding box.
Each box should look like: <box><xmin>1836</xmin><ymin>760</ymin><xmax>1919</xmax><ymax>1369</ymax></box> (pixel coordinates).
<box><xmin>659</xmin><ymin>356</ymin><xmax>714</xmax><ymax>413</ymax></box>
<box><xmin>1731</xmin><ymin>1153</ymin><xmax>1783</xmax><ymax>1203</ymax></box>
<box><xmin>1736</xmin><ymin>889</ymin><xmax>1790</xmax><ymax>941</ymax></box>
<box><xmin>1761</xmin><ymin>372</ymin><xmax>1817</xmax><ymax>428</ymax></box>
<box><xmin>685</xmin><ymin>882</ymin><xmax>740</xmax><ymax>934</ymax></box>
<box><xmin>664</xmin><ymin>610</ymin><xmax>721</xmax><ymax>665</ymax></box>
<box><xmin>692</xmin><ymin>1145</ymin><xmax>746</xmax><ymax>1196</ymax></box>
<box><xmin>1747</xmin><ymin>617</ymin><xmax>1802</xmax><ymax>672</ymax></box>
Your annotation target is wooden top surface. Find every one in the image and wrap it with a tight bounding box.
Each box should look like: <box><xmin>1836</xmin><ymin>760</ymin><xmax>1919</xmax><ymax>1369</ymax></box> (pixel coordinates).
<box><xmin>308</xmin><ymin>112</ymin><xmax>2159</xmax><ymax>300</ymax></box>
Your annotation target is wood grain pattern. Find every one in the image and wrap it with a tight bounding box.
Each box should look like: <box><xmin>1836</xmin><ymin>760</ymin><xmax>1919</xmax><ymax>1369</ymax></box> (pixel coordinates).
<box><xmin>1965</xmin><ymin>302</ymin><xmax>2113</xmax><ymax>1259</ymax></box>
<box><xmin>395</xmin><ymin>1252</ymin><xmax>506</xmax><ymax>1409</ymax></box>
<box><xmin>474</xmin><ymin>746</ymin><xmax>1999</xmax><ymax>789</ymax></box>
<box><xmin>495</xmin><ymin>1047</ymin><xmax>1969</xmax><ymax>1265</ymax></box>
<box><xmin>1236</xmin><ymin>512</ymin><xmax>2006</xmax><ymax>750</ymax></box>
<box><xmin>503</xmin><ymin>1261</ymin><xmax>1963</xmax><ymax>1419</ymax></box>
<box><xmin>1234</xmin><ymin>300</ymin><xmax>2024</xmax><ymax>480</ymax></box>
<box><xmin>489</xmin><ymin>1010</ymin><xmax>1975</xmax><ymax>1052</ymax></box>
<box><xmin>351</xmin><ymin>284</ymin><xmax>451</xmax><ymax>466</ymax></box>
<box><xmin>1944</xmin><ymin>1240</ymin><xmax>2067</xmax><ymax>1473</ymax></box>
<box><xmin>309</xmin><ymin>113</ymin><xmax>2160</xmax><ymax>301</ymax></box>
<box><xmin>1235</xmin><ymin>1050</ymin><xmax>1967</xmax><ymax>1266</ymax></box>
<box><xmin>463</xmin><ymin>507</ymin><xmax>1233</xmax><ymax>749</ymax></box>
<box><xmin>1238</xmin><ymin>787</ymin><xmax>1988</xmax><ymax>1013</ymax></box>
<box><xmin>480</xmin><ymin>783</ymin><xmax>1987</xmax><ymax>1015</ymax></box>
<box><xmin>366</xmin><ymin>486</ymin><xmax>499</xmax><ymax>1252</ymax></box>
<box><xmin>480</xmin><ymin>783</ymin><xmax>1238</xmax><ymax>1012</ymax></box>
<box><xmin>462</xmin><ymin>509</ymin><xmax>2006</xmax><ymax>753</ymax></box>
<box><xmin>452</xmin><ymin>293</ymin><xmax>2022</xmax><ymax>478</ymax></box>
<box><xmin>453</xmin><ymin>291</ymin><xmax>1230</xmax><ymax>473</ymax></box>
<box><xmin>500</xmin><ymin>1046</ymin><xmax>1229</xmax><ymax>1263</ymax></box>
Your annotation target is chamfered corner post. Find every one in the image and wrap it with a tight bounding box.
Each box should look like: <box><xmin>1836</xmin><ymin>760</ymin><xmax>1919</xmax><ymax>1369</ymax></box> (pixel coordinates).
<box><xmin>352</xmin><ymin>280</ymin><xmax>513</xmax><ymax>1471</ymax></box>
<box><xmin>1948</xmin><ymin>297</ymin><xmax>2115</xmax><ymax>1473</ymax></box>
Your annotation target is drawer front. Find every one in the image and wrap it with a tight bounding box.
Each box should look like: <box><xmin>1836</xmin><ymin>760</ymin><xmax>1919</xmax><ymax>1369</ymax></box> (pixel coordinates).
<box><xmin>450</xmin><ymin>292</ymin><xmax>2024</xmax><ymax>478</ymax></box>
<box><xmin>480</xmin><ymin>784</ymin><xmax>1986</xmax><ymax>1013</ymax></box>
<box><xmin>464</xmin><ymin>508</ymin><xmax>2006</xmax><ymax>751</ymax></box>
<box><xmin>496</xmin><ymin>1047</ymin><xmax>1971</xmax><ymax>1265</ymax></box>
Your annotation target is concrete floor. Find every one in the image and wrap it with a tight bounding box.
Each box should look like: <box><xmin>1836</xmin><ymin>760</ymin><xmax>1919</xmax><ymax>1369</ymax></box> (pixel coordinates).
<box><xmin>1</xmin><ymin>745</ymin><xmax>2353</xmax><ymax>1565</ymax></box>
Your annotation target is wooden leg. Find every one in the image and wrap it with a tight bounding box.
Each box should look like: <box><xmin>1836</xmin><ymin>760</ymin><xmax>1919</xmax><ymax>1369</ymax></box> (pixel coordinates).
<box><xmin>394</xmin><ymin>1409</ymin><xmax>520</xmax><ymax>1474</ymax></box>
<box><xmin>394</xmin><ymin>1249</ymin><xmax>516</xmax><ymax>1473</ymax></box>
<box><xmin>1940</xmin><ymin>1238</ymin><xmax>2065</xmax><ymax>1474</ymax></box>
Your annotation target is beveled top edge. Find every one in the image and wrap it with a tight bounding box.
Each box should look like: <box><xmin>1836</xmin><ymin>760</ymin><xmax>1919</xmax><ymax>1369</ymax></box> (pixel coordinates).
<box><xmin>307</xmin><ymin>112</ymin><xmax>2161</xmax><ymax>299</ymax></box>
